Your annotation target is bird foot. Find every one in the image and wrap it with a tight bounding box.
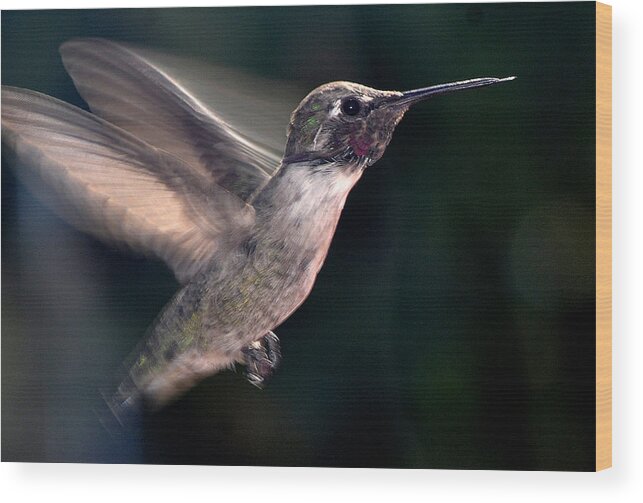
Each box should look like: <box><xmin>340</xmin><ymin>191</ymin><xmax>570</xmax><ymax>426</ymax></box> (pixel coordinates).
<box><xmin>242</xmin><ymin>331</ymin><xmax>281</xmax><ymax>388</ymax></box>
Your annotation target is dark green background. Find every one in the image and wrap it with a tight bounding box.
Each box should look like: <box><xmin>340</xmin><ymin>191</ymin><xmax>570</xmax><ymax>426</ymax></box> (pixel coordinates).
<box><xmin>2</xmin><ymin>3</ymin><xmax>596</xmax><ymax>470</ymax></box>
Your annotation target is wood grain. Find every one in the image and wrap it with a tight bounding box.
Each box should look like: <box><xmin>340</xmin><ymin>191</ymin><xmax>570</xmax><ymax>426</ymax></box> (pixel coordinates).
<box><xmin>595</xmin><ymin>1</ymin><xmax>612</xmax><ymax>472</ymax></box>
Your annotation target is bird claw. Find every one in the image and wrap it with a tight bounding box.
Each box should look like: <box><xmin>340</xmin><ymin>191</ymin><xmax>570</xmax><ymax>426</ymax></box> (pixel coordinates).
<box><xmin>242</xmin><ymin>331</ymin><xmax>281</xmax><ymax>388</ymax></box>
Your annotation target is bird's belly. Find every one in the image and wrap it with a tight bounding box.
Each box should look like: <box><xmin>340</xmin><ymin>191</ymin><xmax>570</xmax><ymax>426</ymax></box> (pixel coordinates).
<box><xmin>205</xmin><ymin>196</ymin><xmax>345</xmax><ymax>352</ymax></box>
<box><xmin>205</xmin><ymin>248</ymin><xmax>324</xmax><ymax>351</ymax></box>
<box><xmin>246</xmin><ymin>252</ymin><xmax>322</xmax><ymax>328</ymax></box>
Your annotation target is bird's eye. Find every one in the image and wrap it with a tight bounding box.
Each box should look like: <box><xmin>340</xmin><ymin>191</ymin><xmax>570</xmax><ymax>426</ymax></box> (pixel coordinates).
<box><xmin>341</xmin><ymin>98</ymin><xmax>361</xmax><ymax>116</ymax></box>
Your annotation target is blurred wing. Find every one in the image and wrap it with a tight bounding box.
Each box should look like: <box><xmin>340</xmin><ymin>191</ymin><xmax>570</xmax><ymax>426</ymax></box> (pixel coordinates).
<box><xmin>2</xmin><ymin>86</ymin><xmax>255</xmax><ymax>283</ymax></box>
<box><xmin>60</xmin><ymin>38</ymin><xmax>299</xmax><ymax>201</ymax></box>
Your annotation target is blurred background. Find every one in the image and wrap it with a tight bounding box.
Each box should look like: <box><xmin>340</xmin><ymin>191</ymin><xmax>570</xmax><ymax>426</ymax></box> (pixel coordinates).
<box><xmin>2</xmin><ymin>3</ymin><xmax>595</xmax><ymax>470</ymax></box>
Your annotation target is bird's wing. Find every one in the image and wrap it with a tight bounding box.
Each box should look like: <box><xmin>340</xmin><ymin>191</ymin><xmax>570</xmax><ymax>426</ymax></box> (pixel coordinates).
<box><xmin>2</xmin><ymin>86</ymin><xmax>255</xmax><ymax>283</ymax></box>
<box><xmin>60</xmin><ymin>38</ymin><xmax>299</xmax><ymax>201</ymax></box>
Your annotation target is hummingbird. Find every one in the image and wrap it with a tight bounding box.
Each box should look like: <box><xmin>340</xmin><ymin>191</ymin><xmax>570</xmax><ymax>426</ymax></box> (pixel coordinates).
<box><xmin>2</xmin><ymin>38</ymin><xmax>514</xmax><ymax>422</ymax></box>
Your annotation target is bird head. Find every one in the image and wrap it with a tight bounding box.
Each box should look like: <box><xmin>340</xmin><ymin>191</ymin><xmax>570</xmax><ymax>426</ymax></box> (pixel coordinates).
<box><xmin>284</xmin><ymin>77</ymin><xmax>515</xmax><ymax>168</ymax></box>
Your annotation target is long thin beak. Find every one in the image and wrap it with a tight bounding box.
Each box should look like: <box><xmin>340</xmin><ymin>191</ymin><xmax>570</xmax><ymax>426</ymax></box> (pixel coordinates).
<box><xmin>382</xmin><ymin>76</ymin><xmax>516</xmax><ymax>108</ymax></box>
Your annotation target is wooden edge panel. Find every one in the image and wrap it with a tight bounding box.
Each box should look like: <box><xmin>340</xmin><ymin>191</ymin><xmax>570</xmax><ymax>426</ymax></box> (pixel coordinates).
<box><xmin>595</xmin><ymin>1</ymin><xmax>612</xmax><ymax>472</ymax></box>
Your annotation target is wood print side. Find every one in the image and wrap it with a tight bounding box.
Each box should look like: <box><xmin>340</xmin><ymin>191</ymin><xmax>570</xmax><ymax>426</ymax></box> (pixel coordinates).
<box><xmin>595</xmin><ymin>1</ymin><xmax>612</xmax><ymax>472</ymax></box>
